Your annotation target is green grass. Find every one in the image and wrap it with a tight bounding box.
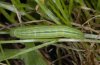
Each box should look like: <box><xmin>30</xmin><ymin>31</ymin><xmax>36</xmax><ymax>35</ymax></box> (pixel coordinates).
<box><xmin>0</xmin><ymin>0</ymin><xmax>100</xmax><ymax>65</ymax></box>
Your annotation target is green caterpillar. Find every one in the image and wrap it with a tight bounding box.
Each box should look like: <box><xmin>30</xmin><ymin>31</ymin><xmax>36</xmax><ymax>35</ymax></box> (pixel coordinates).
<box><xmin>9</xmin><ymin>26</ymin><xmax>84</xmax><ymax>39</ymax></box>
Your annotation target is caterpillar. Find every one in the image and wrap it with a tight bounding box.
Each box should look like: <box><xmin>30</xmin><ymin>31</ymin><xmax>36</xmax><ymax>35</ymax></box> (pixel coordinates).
<box><xmin>9</xmin><ymin>26</ymin><xmax>84</xmax><ymax>39</ymax></box>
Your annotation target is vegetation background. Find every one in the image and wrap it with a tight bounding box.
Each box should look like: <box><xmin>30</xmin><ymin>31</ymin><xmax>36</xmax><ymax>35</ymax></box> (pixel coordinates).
<box><xmin>0</xmin><ymin>0</ymin><xmax>100</xmax><ymax>65</ymax></box>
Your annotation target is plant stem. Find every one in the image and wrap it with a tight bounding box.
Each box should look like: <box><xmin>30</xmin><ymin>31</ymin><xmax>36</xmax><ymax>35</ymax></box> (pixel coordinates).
<box><xmin>0</xmin><ymin>31</ymin><xmax>9</xmax><ymax>34</ymax></box>
<box><xmin>0</xmin><ymin>38</ymin><xmax>100</xmax><ymax>44</ymax></box>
